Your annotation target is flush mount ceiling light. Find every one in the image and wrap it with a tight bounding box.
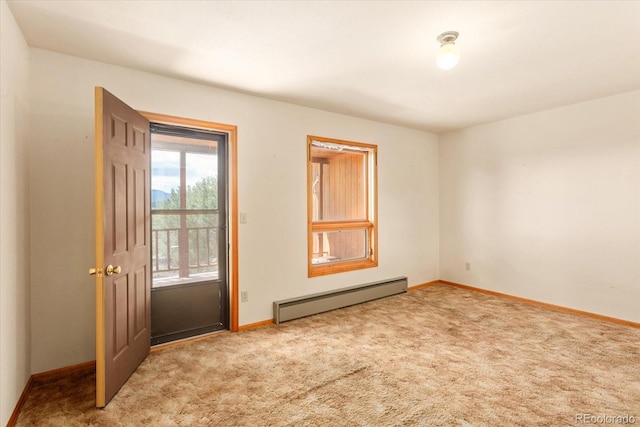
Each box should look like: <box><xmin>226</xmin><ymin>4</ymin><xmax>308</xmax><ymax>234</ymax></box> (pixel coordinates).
<box><xmin>436</xmin><ymin>31</ymin><xmax>460</xmax><ymax>70</ymax></box>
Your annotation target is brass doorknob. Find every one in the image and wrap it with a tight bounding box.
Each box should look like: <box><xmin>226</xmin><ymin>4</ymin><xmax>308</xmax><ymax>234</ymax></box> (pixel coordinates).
<box><xmin>105</xmin><ymin>265</ymin><xmax>122</xmax><ymax>276</ymax></box>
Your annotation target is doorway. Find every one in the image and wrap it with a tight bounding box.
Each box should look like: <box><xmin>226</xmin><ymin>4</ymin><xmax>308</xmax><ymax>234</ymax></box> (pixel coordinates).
<box><xmin>149</xmin><ymin>122</ymin><xmax>229</xmax><ymax>345</ymax></box>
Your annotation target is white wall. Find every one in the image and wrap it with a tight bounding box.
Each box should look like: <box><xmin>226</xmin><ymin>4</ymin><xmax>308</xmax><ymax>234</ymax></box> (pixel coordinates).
<box><xmin>11</xmin><ymin>23</ymin><xmax>639</xmax><ymax>394</ymax></box>
<box><xmin>29</xmin><ymin>49</ymin><xmax>440</xmax><ymax>373</ymax></box>
<box><xmin>0</xmin><ymin>1</ymin><xmax>32</xmax><ymax>424</ymax></box>
<box><xmin>440</xmin><ymin>91</ymin><xmax>640</xmax><ymax>322</ymax></box>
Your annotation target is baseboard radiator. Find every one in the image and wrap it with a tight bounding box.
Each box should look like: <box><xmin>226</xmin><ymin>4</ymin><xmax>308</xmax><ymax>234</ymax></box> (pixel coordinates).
<box><xmin>273</xmin><ymin>276</ymin><xmax>407</xmax><ymax>324</ymax></box>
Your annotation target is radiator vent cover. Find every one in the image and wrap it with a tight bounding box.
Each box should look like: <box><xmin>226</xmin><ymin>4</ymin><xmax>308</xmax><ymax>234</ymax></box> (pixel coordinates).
<box><xmin>273</xmin><ymin>277</ymin><xmax>407</xmax><ymax>324</ymax></box>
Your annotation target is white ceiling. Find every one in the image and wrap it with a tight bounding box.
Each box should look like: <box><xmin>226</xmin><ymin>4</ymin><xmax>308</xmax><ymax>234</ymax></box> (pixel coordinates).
<box><xmin>7</xmin><ymin>0</ymin><xmax>640</xmax><ymax>133</ymax></box>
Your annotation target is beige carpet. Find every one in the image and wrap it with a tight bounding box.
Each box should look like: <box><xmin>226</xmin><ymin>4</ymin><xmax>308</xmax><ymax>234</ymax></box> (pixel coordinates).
<box><xmin>17</xmin><ymin>284</ymin><xmax>640</xmax><ymax>426</ymax></box>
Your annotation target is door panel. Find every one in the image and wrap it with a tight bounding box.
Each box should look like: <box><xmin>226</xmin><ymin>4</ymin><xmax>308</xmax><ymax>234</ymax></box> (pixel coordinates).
<box><xmin>151</xmin><ymin>281</ymin><xmax>224</xmax><ymax>339</ymax></box>
<box><xmin>134</xmin><ymin>169</ymin><xmax>146</xmax><ymax>247</ymax></box>
<box><xmin>112</xmin><ymin>162</ymin><xmax>128</xmax><ymax>253</ymax></box>
<box><xmin>94</xmin><ymin>87</ymin><xmax>151</xmax><ymax>408</ymax></box>
<box><xmin>113</xmin><ymin>276</ymin><xmax>129</xmax><ymax>356</ymax></box>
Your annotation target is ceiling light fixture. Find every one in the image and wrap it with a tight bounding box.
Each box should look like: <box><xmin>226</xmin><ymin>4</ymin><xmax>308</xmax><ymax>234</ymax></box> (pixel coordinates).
<box><xmin>436</xmin><ymin>31</ymin><xmax>460</xmax><ymax>70</ymax></box>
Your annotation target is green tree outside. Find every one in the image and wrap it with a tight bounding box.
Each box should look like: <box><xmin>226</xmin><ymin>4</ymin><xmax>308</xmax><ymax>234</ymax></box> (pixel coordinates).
<box><xmin>152</xmin><ymin>176</ymin><xmax>219</xmax><ymax>277</ymax></box>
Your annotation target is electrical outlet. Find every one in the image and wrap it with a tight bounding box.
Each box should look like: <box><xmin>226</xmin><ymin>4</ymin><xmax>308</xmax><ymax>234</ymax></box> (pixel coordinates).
<box><xmin>240</xmin><ymin>212</ymin><xmax>248</xmax><ymax>224</ymax></box>
<box><xmin>241</xmin><ymin>291</ymin><xmax>249</xmax><ymax>302</ymax></box>
<box><xmin>465</xmin><ymin>262</ymin><xmax>471</xmax><ymax>271</ymax></box>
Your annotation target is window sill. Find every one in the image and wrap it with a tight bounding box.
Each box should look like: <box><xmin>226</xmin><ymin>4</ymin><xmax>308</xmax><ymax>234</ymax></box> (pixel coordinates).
<box><xmin>308</xmin><ymin>258</ymin><xmax>377</xmax><ymax>278</ymax></box>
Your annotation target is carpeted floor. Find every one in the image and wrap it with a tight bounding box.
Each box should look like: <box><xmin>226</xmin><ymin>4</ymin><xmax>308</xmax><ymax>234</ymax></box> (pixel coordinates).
<box><xmin>16</xmin><ymin>284</ymin><xmax>640</xmax><ymax>426</ymax></box>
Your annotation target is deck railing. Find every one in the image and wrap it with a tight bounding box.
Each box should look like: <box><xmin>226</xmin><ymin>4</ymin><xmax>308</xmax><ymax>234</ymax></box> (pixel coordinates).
<box><xmin>151</xmin><ymin>209</ymin><xmax>218</xmax><ymax>278</ymax></box>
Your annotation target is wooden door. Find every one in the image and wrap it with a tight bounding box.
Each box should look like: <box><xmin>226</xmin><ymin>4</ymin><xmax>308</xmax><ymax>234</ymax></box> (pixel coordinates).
<box><xmin>92</xmin><ymin>87</ymin><xmax>151</xmax><ymax>408</ymax></box>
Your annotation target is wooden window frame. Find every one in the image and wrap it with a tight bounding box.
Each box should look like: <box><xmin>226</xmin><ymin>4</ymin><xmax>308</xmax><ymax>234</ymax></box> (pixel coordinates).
<box><xmin>307</xmin><ymin>135</ymin><xmax>378</xmax><ymax>277</ymax></box>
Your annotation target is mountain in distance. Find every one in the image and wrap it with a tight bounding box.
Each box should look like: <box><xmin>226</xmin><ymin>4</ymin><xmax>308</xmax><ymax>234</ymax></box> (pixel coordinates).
<box><xmin>151</xmin><ymin>189</ymin><xmax>171</xmax><ymax>208</ymax></box>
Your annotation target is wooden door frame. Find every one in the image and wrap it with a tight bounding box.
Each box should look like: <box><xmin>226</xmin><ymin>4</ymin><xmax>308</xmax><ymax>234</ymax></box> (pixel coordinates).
<box><xmin>94</xmin><ymin>90</ymin><xmax>106</xmax><ymax>405</ymax></box>
<box><xmin>140</xmin><ymin>111</ymin><xmax>239</xmax><ymax>332</ymax></box>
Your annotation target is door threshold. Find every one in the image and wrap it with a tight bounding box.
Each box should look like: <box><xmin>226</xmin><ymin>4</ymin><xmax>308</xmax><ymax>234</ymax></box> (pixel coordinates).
<box><xmin>151</xmin><ymin>329</ymin><xmax>229</xmax><ymax>353</ymax></box>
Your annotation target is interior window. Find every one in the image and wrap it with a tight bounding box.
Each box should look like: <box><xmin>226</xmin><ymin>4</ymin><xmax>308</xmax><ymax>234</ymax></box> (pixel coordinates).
<box><xmin>307</xmin><ymin>135</ymin><xmax>378</xmax><ymax>277</ymax></box>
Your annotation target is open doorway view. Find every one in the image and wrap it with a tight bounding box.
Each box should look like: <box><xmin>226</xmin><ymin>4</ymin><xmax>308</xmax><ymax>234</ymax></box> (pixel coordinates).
<box><xmin>150</xmin><ymin>123</ymin><xmax>228</xmax><ymax>345</ymax></box>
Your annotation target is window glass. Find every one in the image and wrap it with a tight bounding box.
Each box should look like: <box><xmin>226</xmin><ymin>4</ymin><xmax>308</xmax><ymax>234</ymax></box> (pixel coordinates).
<box><xmin>151</xmin><ymin>140</ymin><xmax>220</xmax><ymax>287</ymax></box>
<box><xmin>311</xmin><ymin>149</ymin><xmax>366</xmax><ymax>222</ymax></box>
<box><xmin>151</xmin><ymin>150</ymin><xmax>180</xmax><ymax>209</ymax></box>
<box><xmin>186</xmin><ymin>152</ymin><xmax>217</xmax><ymax>209</ymax></box>
<box><xmin>311</xmin><ymin>229</ymin><xmax>369</xmax><ymax>265</ymax></box>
